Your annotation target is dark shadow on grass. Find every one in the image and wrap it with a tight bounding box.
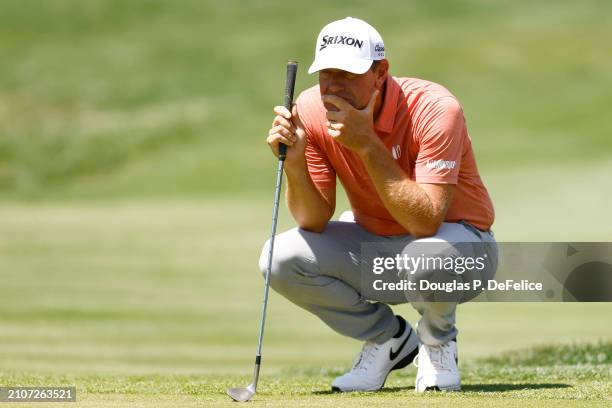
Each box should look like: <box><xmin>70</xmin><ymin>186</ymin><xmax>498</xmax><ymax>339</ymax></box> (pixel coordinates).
<box><xmin>312</xmin><ymin>383</ymin><xmax>571</xmax><ymax>395</ymax></box>
<box><xmin>313</xmin><ymin>386</ymin><xmax>413</xmax><ymax>395</ymax></box>
<box><xmin>462</xmin><ymin>383</ymin><xmax>572</xmax><ymax>393</ymax></box>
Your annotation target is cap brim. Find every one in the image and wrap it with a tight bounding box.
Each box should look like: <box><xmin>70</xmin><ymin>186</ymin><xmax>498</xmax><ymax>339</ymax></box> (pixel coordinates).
<box><xmin>307</xmin><ymin>58</ymin><xmax>373</xmax><ymax>75</ymax></box>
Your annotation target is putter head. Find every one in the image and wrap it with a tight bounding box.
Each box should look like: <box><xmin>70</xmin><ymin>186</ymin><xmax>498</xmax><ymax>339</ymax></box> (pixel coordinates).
<box><xmin>227</xmin><ymin>383</ymin><xmax>256</xmax><ymax>402</ymax></box>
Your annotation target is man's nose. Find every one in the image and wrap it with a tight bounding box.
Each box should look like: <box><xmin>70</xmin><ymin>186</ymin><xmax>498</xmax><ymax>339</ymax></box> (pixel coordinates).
<box><xmin>326</xmin><ymin>79</ymin><xmax>344</xmax><ymax>93</ymax></box>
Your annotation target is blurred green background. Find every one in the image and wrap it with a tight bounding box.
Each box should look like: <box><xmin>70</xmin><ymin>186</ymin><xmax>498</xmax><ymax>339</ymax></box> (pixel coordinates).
<box><xmin>0</xmin><ymin>0</ymin><xmax>611</xmax><ymax>405</ymax></box>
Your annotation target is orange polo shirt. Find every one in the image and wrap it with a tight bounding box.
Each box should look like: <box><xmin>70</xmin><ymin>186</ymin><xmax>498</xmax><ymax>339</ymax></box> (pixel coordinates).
<box><xmin>295</xmin><ymin>75</ymin><xmax>495</xmax><ymax>236</ymax></box>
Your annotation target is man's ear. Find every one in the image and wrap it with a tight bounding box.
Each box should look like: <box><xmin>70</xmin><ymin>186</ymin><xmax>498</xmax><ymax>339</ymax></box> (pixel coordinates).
<box><xmin>375</xmin><ymin>59</ymin><xmax>389</xmax><ymax>88</ymax></box>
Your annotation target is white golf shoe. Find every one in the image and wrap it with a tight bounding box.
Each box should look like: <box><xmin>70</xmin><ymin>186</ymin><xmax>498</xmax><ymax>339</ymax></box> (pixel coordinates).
<box><xmin>414</xmin><ymin>340</ymin><xmax>461</xmax><ymax>392</ymax></box>
<box><xmin>331</xmin><ymin>316</ymin><xmax>419</xmax><ymax>392</ymax></box>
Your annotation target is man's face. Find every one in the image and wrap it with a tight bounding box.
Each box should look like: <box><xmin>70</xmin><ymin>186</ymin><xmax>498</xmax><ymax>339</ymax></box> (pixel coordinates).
<box><xmin>318</xmin><ymin>61</ymin><xmax>387</xmax><ymax>111</ymax></box>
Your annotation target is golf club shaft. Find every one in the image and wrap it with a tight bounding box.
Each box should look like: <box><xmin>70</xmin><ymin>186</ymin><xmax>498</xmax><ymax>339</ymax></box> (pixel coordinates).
<box><xmin>251</xmin><ymin>156</ymin><xmax>284</xmax><ymax>389</ymax></box>
<box><xmin>251</xmin><ymin>60</ymin><xmax>298</xmax><ymax>390</ymax></box>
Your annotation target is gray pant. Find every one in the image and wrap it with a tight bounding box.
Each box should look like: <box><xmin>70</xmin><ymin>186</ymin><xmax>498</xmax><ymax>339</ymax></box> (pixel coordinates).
<box><xmin>259</xmin><ymin>221</ymin><xmax>498</xmax><ymax>346</ymax></box>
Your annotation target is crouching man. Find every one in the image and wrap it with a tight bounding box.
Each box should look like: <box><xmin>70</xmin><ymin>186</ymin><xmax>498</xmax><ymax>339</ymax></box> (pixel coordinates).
<box><xmin>263</xmin><ymin>17</ymin><xmax>497</xmax><ymax>392</ymax></box>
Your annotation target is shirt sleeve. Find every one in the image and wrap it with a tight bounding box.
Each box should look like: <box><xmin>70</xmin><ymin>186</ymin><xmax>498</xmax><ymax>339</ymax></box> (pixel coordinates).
<box><xmin>304</xmin><ymin>135</ymin><xmax>336</xmax><ymax>190</ymax></box>
<box><xmin>413</xmin><ymin>97</ymin><xmax>466</xmax><ymax>184</ymax></box>
<box><xmin>295</xmin><ymin>95</ymin><xmax>336</xmax><ymax>190</ymax></box>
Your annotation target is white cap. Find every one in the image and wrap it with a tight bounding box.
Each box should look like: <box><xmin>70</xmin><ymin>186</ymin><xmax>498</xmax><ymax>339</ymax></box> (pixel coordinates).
<box><xmin>308</xmin><ymin>17</ymin><xmax>385</xmax><ymax>75</ymax></box>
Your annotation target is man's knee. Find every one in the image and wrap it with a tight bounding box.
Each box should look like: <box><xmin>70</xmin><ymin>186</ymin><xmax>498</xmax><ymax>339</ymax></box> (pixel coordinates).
<box><xmin>258</xmin><ymin>228</ymin><xmax>315</xmax><ymax>291</ymax></box>
<box><xmin>399</xmin><ymin>241</ymin><xmax>466</xmax><ymax>302</ymax></box>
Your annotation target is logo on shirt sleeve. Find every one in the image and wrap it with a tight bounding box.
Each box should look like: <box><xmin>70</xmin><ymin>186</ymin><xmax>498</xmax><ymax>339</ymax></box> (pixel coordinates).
<box><xmin>426</xmin><ymin>159</ymin><xmax>457</xmax><ymax>170</ymax></box>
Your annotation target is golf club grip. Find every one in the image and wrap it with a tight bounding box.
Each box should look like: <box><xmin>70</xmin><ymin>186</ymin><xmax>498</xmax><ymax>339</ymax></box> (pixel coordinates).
<box><xmin>279</xmin><ymin>60</ymin><xmax>298</xmax><ymax>160</ymax></box>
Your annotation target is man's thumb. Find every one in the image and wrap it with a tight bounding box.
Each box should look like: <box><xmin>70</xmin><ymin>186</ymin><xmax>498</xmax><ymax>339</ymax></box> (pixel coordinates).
<box><xmin>291</xmin><ymin>104</ymin><xmax>305</xmax><ymax>131</ymax></box>
<box><xmin>366</xmin><ymin>89</ymin><xmax>379</xmax><ymax>113</ymax></box>
<box><xmin>291</xmin><ymin>103</ymin><xmax>304</xmax><ymax>136</ymax></box>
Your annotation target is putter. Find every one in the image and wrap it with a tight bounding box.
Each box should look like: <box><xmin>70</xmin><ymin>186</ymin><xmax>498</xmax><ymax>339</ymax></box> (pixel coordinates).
<box><xmin>227</xmin><ymin>60</ymin><xmax>298</xmax><ymax>403</ymax></box>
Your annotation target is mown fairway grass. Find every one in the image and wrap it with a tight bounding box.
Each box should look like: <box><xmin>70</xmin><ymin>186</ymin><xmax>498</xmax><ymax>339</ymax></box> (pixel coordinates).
<box><xmin>1</xmin><ymin>0</ymin><xmax>611</xmax><ymax>406</ymax></box>
<box><xmin>0</xmin><ymin>199</ymin><xmax>611</xmax><ymax>406</ymax></box>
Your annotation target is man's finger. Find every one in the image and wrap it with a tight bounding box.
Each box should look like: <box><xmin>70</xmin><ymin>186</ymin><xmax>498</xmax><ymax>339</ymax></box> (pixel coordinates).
<box><xmin>327</xmin><ymin>128</ymin><xmax>342</xmax><ymax>138</ymax></box>
<box><xmin>322</xmin><ymin>94</ymin><xmax>352</xmax><ymax>111</ymax></box>
<box><xmin>266</xmin><ymin>133</ymin><xmax>294</xmax><ymax>147</ymax></box>
<box><xmin>272</xmin><ymin>115</ymin><xmax>296</xmax><ymax>132</ymax></box>
<box><xmin>273</xmin><ymin>105</ymin><xmax>292</xmax><ymax>119</ymax></box>
<box><xmin>325</xmin><ymin>110</ymin><xmax>342</xmax><ymax>122</ymax></box>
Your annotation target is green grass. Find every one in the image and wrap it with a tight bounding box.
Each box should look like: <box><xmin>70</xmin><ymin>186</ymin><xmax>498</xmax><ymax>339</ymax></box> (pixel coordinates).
<box><xmin>0</xmin><ymin>199</ymin><xmax>611</xmax><ymax>406</ymax></box>
<box><xmin>1</xmin><ymin>0</ymin><xmax>612</xmax><ymax>199</ymax></box>
<box><xmin>1</xmin><ymin>357</ymin><xmax>611</xmax><ymax>407</ymax></box>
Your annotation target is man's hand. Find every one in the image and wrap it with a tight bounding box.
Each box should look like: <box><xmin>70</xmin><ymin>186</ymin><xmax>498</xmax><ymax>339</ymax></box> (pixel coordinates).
<box><xmin>266</xmin><ymin>103</ymin><xmax>336</xmax><ymax>232</ymax></box>
<box><xmin>266</xmin><ymin>105</ymin><xmax>307</xmax><ymax>169</ymax></box>
<box><xmin>322</xmin><ymin>89</ymin><xmax>381</xmax><ymax>154</ymax></box>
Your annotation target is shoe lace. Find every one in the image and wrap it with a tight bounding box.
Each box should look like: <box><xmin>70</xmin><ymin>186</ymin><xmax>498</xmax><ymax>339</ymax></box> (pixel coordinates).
<box><xmin>351</xmin><ymin>342</ymin><xmax>379</xmax><ymax>372</ymax></box>
<box><xmin>413</xmin><ymin>343</ymin><xmax>454</xmax><ymax>371</ymax></box>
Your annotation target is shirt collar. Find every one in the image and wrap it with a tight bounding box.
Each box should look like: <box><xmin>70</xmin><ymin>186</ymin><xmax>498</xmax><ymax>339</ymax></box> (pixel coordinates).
<box><xmin>374</xmin><ymin>75</ymin><xmax>400</xmax><ymax>134</ymax></box>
